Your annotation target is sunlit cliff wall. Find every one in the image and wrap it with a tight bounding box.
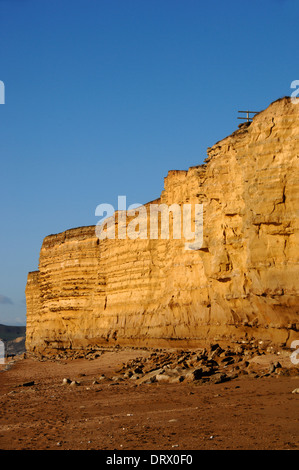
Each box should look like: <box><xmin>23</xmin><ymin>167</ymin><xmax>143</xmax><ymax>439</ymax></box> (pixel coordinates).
<box><xmin>26</xmin><ymin>97</ymin><xmax>299</xmax><ymax>354</ymax></box>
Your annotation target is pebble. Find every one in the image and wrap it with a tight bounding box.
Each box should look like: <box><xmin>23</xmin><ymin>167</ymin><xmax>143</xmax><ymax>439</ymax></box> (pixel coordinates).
<box><xmin>62</xmin><ymin>378</ymin><xmax>71</xmax><ymax>385</ymax></box>
<box><xmin>22</xmin><ymin>381</ymin><xmax>35</xmax><ymax>387</ymax></box>
<box><xmin>70</xmin><ymin>380</ymin><xmax>80</xmax><ymax>386</ymax></box>
<box><xmin>291</xmin><ymin>388</ymin><xmax>299</xmax><ymax>394</ymax></box>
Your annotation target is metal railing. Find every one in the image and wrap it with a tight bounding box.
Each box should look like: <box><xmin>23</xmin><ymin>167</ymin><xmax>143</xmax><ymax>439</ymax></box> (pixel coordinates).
<box><xmin>237</xmin><ymin>110</ymin><xmax>259</xmax><ymax>122</ymax></box>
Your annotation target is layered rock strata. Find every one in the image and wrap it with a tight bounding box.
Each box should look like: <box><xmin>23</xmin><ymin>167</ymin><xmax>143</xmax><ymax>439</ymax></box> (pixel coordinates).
<box><xmin>26</xmin><ymin>97</ymin><xmax>299</xmax><ymax>355</ymax></box>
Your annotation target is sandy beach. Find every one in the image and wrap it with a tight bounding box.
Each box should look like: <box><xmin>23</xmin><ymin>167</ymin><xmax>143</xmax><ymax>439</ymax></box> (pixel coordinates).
<box><xmin>0</xmin><ymin>348</ymin><xmax>298</xmax><ymax>451</ymax></box>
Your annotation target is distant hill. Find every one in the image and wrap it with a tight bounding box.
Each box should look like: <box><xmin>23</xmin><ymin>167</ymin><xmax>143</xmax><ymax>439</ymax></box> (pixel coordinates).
<box><xmin>0</xmin><ymin>324</ymin><xmax>26</xmax><ymax>342</ymax></box>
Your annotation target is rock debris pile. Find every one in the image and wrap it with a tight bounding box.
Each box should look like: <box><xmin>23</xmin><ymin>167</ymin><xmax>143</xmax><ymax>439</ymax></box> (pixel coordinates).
<box><xmin>113</xmin><ymin>344</ymin><xmax>298</xmax><ymax>385</ymax></box>
<box><xmin>48</xmin><ymin>343</ymin><xmax>297</xmax><ymax>387</ymax></box>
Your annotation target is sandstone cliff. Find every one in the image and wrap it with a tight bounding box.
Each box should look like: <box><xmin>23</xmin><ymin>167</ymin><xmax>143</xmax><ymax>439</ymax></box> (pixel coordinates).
<box><xmin>26</xmin><ymin>97</ymin><xmax>299</xmax><ymax>355</ymax></box>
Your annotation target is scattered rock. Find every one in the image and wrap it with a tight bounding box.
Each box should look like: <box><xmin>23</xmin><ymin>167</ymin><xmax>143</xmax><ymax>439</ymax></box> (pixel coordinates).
<box><xmin>136</xmin><ymin>368</ymin><xmax>164</xmax><ymax>384</ymax></box>
<box><xmin>70</xmin><ymin>380</ymin><xmax>80</xmax><ymax>387</ymax></box>
<box><xmin>112</xmin><ymin>376</ymin><xmax>124</xmax><ymax>382</ymax></box>
<box><xmin>155</xmin><ymin>374</ymin><xmax>171</xmax><ymax>383</ymax></box>
<box><xmin>130</xmin><ymin>374</ymin><xmax>141</xmax><ymax>380</ymax></box>
<box><xmin>276</xmin><ymin>367</ymin><xmax>299</xmax><ymax>377</ymax></box>
<box><xmin>185</xmin><ymin>368</ymin><xmax>203</xmax><ymax>382</ymax></box>
<box><xmin>22</xmin><ymin>381</ymin><xmax>35</xmax><ymax>387</ymax></box>
<box><xmin>105</xmin><ymin>344</ymin><xmax>298</xmax><ymax>387</ymax></box>
<box><xmin>221</xmin><ymin>356</ymin><xmax>235</xmax><ymax>365</ymax></box>
<box><xmin>169</xmin><ymin>375</ymin><xmax>185</xmax><ymax>384</ymax></box>
<box><xmin>209</xmin><ymin>373</ymin><xmax>228</xmax><ymax>384</ymax></box>
<box><xmin>62</xmin><ymin>378</ymin><xmax>72</xmax><ymax>385</ymax></box>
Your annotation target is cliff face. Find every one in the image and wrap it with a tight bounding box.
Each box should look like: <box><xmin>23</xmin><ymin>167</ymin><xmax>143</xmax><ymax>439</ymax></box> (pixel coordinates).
<box><xmin>26</xmin><ymin>97</ymin><xmax>299</xmax><ymax>354</ymax></box>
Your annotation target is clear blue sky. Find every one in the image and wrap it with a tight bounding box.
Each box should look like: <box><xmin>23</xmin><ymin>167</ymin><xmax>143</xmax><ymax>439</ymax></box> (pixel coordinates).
<box><xmin>0</xmin><ymin>0</ymin><xmax>298</xmax><ymax>325</ymax></box>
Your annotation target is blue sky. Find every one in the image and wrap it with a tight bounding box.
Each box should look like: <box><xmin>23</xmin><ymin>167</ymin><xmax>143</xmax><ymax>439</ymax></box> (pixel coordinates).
<box><xmin>0</xmin><ymin>0</ymin><xmax>298</xmax><ymax>325</ymax></box>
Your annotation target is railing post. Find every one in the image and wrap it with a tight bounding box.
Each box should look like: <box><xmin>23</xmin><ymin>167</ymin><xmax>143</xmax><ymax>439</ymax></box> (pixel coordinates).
<box><xmin>237</xmin><ymin>110</ymin><xmax>259</xmax><ymax>123</ymax></box>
